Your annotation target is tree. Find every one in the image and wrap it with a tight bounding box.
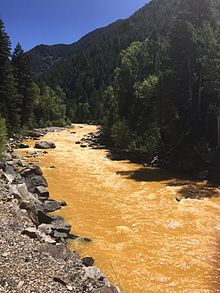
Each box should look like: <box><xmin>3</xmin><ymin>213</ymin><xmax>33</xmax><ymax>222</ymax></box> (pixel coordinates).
<box><xmin>0</xmin><ymin>19</ymin><xmax>20</xmax><ymax>132</ymax></box>
<box><xmin>12</xmin><ymin>43</ymin><xmax>36</xmax><ymax>128</ymax></box>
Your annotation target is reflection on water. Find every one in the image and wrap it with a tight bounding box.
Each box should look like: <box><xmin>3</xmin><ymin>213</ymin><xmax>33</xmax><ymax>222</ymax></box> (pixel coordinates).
<box><xmin>20</xmin><ymin>124</ymin><xmax>220</xmax><ymax>292</ymax></box>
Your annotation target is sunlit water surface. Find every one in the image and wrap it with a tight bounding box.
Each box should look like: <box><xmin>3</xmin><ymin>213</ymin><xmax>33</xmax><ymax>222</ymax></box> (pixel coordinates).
<box><xmin>19</xmin><ymin>124</ymin><xmax>220</xmax><ymax>292</ymax></box>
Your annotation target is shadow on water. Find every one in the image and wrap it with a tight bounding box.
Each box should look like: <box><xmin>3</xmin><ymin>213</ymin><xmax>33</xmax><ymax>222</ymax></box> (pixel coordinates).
<box><xmin>173</xmin><ymin>184</ymin><xmax>219</xmax><ymax>199</ymax></box>
<box><xmin>107</xmin><ymin>148</ymin><xmax>150</xmax><ymax>164</ymax></box>
<box><xmin>116</xmin><ymin>167</ymin><xmax>175</xmax><ymax>182</ymax></box>
<box><xmin>116</xmin><ymin>167</ymin><xmax>220</xmax><ymax>199</ymax></box>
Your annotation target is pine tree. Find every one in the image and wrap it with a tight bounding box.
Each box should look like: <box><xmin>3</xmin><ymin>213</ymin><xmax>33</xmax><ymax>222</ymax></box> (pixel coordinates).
<box><xmin>0</xmin><ymin>19</ymin><xmax>20</xmax><ymax>132</ymax></box>
<box><xmin>12</xmin><ymin>43</ymin><xmax>36</xmax><ymax>128</ymax></box>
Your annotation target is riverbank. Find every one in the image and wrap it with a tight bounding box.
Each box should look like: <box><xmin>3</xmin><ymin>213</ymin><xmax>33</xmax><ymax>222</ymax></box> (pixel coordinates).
<box><xmin>0</xmin><ymin>127</ymin><xmax>120</xmax><ymax>292</ymax></box>
<box><xmin>3</xmin><ymin>124</ymin><xmax>220</xmax><ymax>292</ymax></box>
<box><xmin>29</xmin><ymin>124</ymin><xmax>220</xmax><ymax>292</ymax></box>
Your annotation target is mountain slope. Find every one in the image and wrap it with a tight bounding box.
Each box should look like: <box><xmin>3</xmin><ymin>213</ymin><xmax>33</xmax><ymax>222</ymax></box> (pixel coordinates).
<box><xmin>27</xmin><ymin>0</ymin><xmax>180</xmax><ymax>75</ymax></box>
<box><xmin>27</xmin><ymin>19</ymin><xmax>124</xmax><ymax>74</ymax></box>
<box><xmin>26</xmin><ymin>0</ymin><xmax>220</xmax><ymax>121</ymax></box>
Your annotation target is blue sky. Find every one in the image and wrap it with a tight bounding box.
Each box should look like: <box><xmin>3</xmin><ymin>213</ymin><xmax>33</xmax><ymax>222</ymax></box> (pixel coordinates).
<box><xmin>0</xmin><ymin>0</ymin><xmax>149</xmax><ymax>52</ymax></box>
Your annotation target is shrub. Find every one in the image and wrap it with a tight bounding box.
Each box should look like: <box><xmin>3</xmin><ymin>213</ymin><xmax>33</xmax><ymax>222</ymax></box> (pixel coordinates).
<box><xmin>129</xmin><ymin>124</ymin><xmax>161</xmax><ymax>159</ymax></box>
<box><xmin>111</xmin><ymin>119</ymin><xmax>132</xmax><ymax>148</ymax></box>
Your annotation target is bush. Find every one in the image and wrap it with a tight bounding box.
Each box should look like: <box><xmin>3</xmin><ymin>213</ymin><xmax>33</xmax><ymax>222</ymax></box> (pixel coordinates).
<box><xmin>0</xmin><ymin>116</ymin><xmax>7</xmax><ymax>158</ymax></box>
<box><xmin>129</xmin><ymin>124</ymin><xmax>161</xmax><ymax>159</ymax></box>
<box><xmin>111</xmin><ymin>119</ymin><xmax>132</xmax><ymax>148</ymax></box>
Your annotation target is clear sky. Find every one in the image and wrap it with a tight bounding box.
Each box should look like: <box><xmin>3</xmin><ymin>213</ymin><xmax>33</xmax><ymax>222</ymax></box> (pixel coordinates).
<box><xmin>0</xmin><ymin>0</ymin><xmax>149</xmax><ymax>52</ymax></box>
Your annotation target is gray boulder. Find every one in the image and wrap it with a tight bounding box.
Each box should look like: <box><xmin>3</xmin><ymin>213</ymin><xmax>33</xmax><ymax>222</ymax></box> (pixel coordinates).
<box><xmin>53</xmin><ymin>231</ymin><xmax>68</xmax><ymax>239</ymax></box>
<box><xmin>18</xmin><ymin>144</ymin><xmax>29</xmax><ymax>149</ymax></box>
<box><xmin>35</xmin><ymin>186</ymin><xmax>49</xmax><ymax>200</ymax></box>
<box><xmin>34</xmin><ymin>141</ymin><xmax>56</xmax><ymax>149</ymax></box>
<box><xmin>82</xmin><ymin>257</ymin><xmax>94</xmax><ymax>267</ymax></box>
<box><xmin>38</xmin><ymin>224</ymin><xmax>53</xmax><ymax>235</ymax></box>
<box><xmin>22</xmin><ymin>227</ymin><xmax>38</xmax><ymax>239</ymax></box>
<box><xmin>25</xmin><ymin>175</ymin><xmax>48</xmax><ymax>193</ymax></box>
<box><xmin>41</xmin><ymin>200</ymin><xmax>62</xmax><ymax>212</ymax></box>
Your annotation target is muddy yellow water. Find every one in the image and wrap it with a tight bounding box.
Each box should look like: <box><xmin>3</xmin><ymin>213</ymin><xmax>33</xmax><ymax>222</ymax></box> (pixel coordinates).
<box><xmin>20</xmin><ymin>124</ymin><xmax>220</xmax><ymax>292</ymax></box>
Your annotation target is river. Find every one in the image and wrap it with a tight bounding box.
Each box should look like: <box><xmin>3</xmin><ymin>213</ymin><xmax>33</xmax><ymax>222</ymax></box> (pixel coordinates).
<box><xmin>21</xmin><ymin>124</ymin><xmax>220</xmax><ymax>292</ymax></box>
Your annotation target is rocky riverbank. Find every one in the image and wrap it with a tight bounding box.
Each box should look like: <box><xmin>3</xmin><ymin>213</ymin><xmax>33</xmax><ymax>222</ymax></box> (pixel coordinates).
<box><xmin>0</xmin><ymin>127</ymin><xmax>120</xmax><ymax>293</ymax></box>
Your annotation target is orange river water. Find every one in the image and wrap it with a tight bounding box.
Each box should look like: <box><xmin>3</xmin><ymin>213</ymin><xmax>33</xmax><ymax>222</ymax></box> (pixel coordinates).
<box><xmin>18</xmin><ymin>124</ymin><xmax>220</xmax><ymax>292</ymax></box>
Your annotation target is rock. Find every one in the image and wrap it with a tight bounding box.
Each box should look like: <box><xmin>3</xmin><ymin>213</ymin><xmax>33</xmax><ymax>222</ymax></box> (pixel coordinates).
<box><xmin>53</xmin><ymin>230</ymin><xmax>68</xmax><ymax>239</ymax></box>
<box><xmin>82</xmin><ymin>256</ymin><xmax>94</xmax><ymax>267</ymax></box>
<box><xmin>31</xmin><ymin>165</ymin><xmax>43</xmax><ymax>176</ymax></box>
<box><xmin>11</xmin><ymin>152</ymin><xmax>22</xmax><ymax>159</ymax></box>
<box><xmin>25</xmin><ymin>175</ymin><xmax>48</xmax><ymax>193</ymax></box>
<box><xmin>34</xmin><ymin>141</ymin><xmax>56</xmax><ymax>149</ymax></box>
<box><xmin>20</xmin><ymin>200</ymin><xmax>39</xmax><ymax>225</ymax></box>
<box><xmin>20</xmin><ymin>165</ymin><xmax>43</xmax><ymax>177</ymax></box>
<box><xmin>79</xmin><ymin>237</ymin><xmax>92</xmax><ymax>243</ymax></box>
<box><xmin>16</xmin><ymin>160</ymin><xmax>26</xmax><ymax>167</ymax></box>
<box><xmin>52</xmin><ymin>223</ymin><xmax>71</xmax><ymax>234</ymax></box>
<box><xmin>35</xmin><ymin>186</ymin><xmax>49</xmax><ymax>200</ymax></box>
<box><xmin>4</xmin><ymin>164</ymin><xmax>18</xmax><ymax>176</ymax></box>
<box><xmin>1</xmin><ymin>172</ymin><xmax>15</xmax><ymax>184</ymax></box>
<box><xmin>75</xmin><ymin>141</ymin><xmax>81</xmax><ymax>144</ymax></box>
<box><xmin>60</xmin><ymin>200</ymin><xmax>67</xmax><ymax>206</ymax></box>
<box><xmin>15</xmin><ymin>183</ymin><xmax>30</xmax><ymax>200</ymax></box>
<box><xmin>27</xmin><ymin>130</ymin><xmax>43</xmax><ymax>138</ymax></box>
<box><xmin>39</xmin><ymin>243</ymin><xmax>71</xmax><ymax>260</ymax></box>
<box><xmin>38</xmin><ymin>232</ymin><xmax>56</xmax><ymax>244</ymax></box>
<box><xmin>37</xmin><ymin>210</ymin><xmax>54</xmax><ymax>225</ymax></box>
<box><xmin>42</xmin><ymin>200</ymin><xmax>62</xmax><ymax>212</ymax></box>
<box><xmin>38</xmin><ymin>224</ymin><xmax>53</xmax><ymax>235</ymax></box>
<box><xmin>18</xmin><ymin>143</ymin><xmax>29</xmax><ymax>149</ymax></box>
<box><xmin>84</xmin><ymin>266</ymin><xmax>104</xmax><ymax>280</ymax></box>
<box><xmin>9</xmin><ymin>185</ymin><xmax>22</xmax><ymax>198</ymax></box>
<box><xmin>12</xmin><ymin>175</ymin><xmax>24</xmax><ymax>184</ymax></box>
<box><xmin>80</xmin><ymin>144</ymin><xmax>87</xmax><ymax>148</ymax></box>
<box><xmin>68</xmin><ymin>233</ymin><xmax>78</xmax><ymax>240</ymax></box>
<box><xmin>51</xmin><ymin>215</ymin><xmax>65</xmax><ymax>225</ymax></box>
<box><xmin>22</xmin><ymin>227</ymin><xmax>56</xmax><ymax>244</ymax></box>
<box><xmin>22</xmin><ymin>227</ymin><xmax>38</xmax><ymax>239</ymax></box>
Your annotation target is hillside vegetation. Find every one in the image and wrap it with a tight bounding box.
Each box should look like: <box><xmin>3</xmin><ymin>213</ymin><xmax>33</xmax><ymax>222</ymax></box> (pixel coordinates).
<box><xmin>1</xmin><ymin>0</ymin><xmax>220</xmax><ymax>171</ymax></box>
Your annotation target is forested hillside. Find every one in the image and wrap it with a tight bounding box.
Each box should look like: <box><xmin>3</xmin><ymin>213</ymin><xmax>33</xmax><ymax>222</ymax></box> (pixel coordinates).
<box><xmin>28</xmin><ymin>0</ymin><xmax>182</xmax><ymax>121</ymax></box>
<box><xmin>1</xmin><ymin>0</ymin><xmax>220</xmax><ymax>171</ymax></box>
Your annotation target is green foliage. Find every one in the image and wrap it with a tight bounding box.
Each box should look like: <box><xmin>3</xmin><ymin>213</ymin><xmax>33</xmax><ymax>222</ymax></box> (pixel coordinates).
<box><xmin>129</xmin><ymin>125</ymin><xmax>161</xmax><ymax>157</ymax></box>
<box><xmin>111</xmin><ymin>120</ymin><xmax>132</xmax><ymax>148</ymax></box>
<box><xmin>34</xmin><ymin>84</ymin><xmax>67</xmax><ymax>127</ymax></box>
<box><xmin>2</xmin><ymin>0</ymin><xmax>220</xmax><ymax>167</ymax></box>
<box><xmin>12</xmin><ymin>43</ymin><xmax>37</xmax><ymax>128</ymax></box>
<box><xmin>0</xmin><ymin>116</ymin><xmax>7</xmax><ymax>158</ymax></box>
<box><xmin>0</xmin><ymin>20</ymin><xmax>20</xmax><ymax>133</ymax></box>
<box><xmin>101</xmin><ymin>86</ymin><xmax>119</xmax><ymax>137</ymax></box>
